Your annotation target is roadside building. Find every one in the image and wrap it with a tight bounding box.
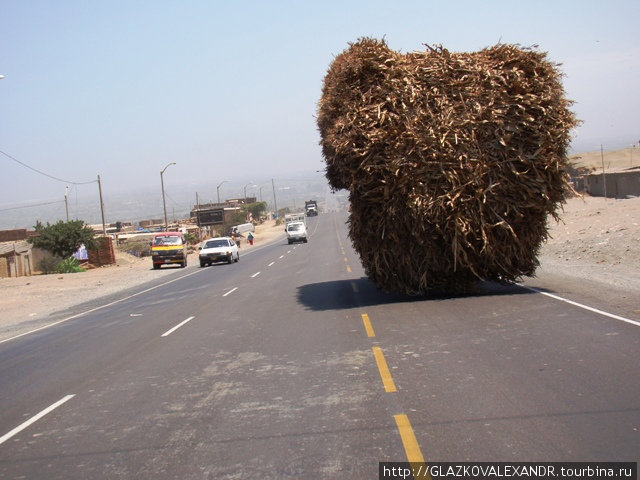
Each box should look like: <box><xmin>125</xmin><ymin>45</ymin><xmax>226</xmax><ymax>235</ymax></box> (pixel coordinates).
<box><xmin>583</xmin><ymin>167</ymin><xmax>640</xmax><ymax>198</ymax></box>
<box><xmin>0</xmin><ymin>241</ymin><xmax>33</xmax><ymax>278</ymax></box>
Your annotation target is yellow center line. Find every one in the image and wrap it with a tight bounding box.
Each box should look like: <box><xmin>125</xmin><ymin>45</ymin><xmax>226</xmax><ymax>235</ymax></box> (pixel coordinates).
<box><xmin>394</xmin><ymin>413</ymin><xmax>427</xmax><ymax>462</ymax></box>
<box><xmin>346</xmin><ymin>265</ymin><xmax>352</xmax><ymax>273</ymax></box>
<box><xmin>372</xmin><ymin>346</ymin><xmax>397</xmax><ymax>392</ymax></box>
<box><xmin>361</xmin><ymin>313</ymin><xmax>375</xmax><ymax>337</ymax></box>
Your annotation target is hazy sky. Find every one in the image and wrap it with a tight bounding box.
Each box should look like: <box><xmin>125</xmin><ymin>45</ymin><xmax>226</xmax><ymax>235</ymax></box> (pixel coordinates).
<box><xmin>1</xmin><ymin>0</ymin><xmax>638</xmax><ymax>218</ymax></box>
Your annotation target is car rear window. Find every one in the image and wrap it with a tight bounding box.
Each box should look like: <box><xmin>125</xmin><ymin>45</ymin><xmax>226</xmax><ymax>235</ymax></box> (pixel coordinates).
<box><xmin>205</xmin><ymin>239</ymin><xmax>229</xmax><ymax>248</ymax></box>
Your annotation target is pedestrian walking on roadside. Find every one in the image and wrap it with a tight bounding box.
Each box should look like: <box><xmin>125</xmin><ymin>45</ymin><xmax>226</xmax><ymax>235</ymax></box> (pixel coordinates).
<box><xmin>247</xmin><ymin>232</ymin><xmax>254</xmax><ymax>245</ymax></box>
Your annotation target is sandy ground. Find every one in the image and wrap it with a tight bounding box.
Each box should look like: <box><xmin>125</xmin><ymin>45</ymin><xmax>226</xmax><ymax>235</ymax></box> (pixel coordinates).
<box><xmin>536</xmin><ymin>195</ymin><xmax>640</xmax><ymax>292</ymax></box>
<box><xmin>1</xmin><ymin>197</ymin><xmax>639</xmax><ymax>339</ymax></box>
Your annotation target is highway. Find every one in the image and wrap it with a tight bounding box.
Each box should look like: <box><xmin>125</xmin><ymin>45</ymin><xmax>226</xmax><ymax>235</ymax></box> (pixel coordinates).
<box><xmin>0</xmin><ymin>212</ymin><xmax>638</xmax><ymax>479</ymax></box>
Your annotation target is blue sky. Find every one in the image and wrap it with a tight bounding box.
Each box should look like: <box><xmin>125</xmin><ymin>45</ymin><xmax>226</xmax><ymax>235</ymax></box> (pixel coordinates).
<box><xmin>1</xmin><ymin>0</ymin><xmax>638</xmax><ymax>224</ymax></box>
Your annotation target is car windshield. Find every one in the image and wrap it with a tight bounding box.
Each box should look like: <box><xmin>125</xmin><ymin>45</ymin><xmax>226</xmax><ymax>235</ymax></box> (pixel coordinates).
<box><xmin>153</xmin><ymin>236</ymin><xmax>181</xmax><ymax>246</ymax></box>
<box><xmin>288</xmin><ymin>224</ymin><xmax>302</xmax><ymax>231</ymax></box>
<box><xmin>205</xmin><ymin>239</ymin><xmax>229</xmax><ymax>248</ymax></box>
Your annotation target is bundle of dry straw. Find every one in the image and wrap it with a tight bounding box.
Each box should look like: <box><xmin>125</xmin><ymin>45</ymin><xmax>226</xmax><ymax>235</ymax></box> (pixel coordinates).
<box><xmin>317</xmin><ymin>38</ymin><xmax>578</xmax><ymax>294</ymax></box>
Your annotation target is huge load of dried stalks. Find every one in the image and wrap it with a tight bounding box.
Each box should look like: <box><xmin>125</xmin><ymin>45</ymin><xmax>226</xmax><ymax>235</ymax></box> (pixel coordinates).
<box><xmin>317</xmin><ymin>38</ymin><xmax>578</xmax><ymax>294</ymax></box>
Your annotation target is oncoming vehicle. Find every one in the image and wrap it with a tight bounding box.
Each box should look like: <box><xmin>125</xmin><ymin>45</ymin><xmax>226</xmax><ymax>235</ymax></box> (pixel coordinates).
<box><xmin>199</xmin><ymin>237</ymin><xmax>239</xmax><ymax>267</ymax></box>
<box><xmin>151</xmin><ymin>232</ymin><xmax>188</xmax><ymax>269</ymax></box>
<box><xmin>285</xmin><ymin>221</ymin><xmax>307</xmax><ymax>244</ymax></box>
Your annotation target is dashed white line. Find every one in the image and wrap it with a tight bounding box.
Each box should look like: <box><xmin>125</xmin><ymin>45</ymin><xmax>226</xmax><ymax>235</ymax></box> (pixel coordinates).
<box><xmin>162</xmin><ymin>316</ymin><xmax>195</xmax><ymax>337</ymax></box>
<box><xmin>279</xmin><ymin>255</ymin><xmax>285</xmax><ymax>259</ymax></box>
<box><xmin>0</xmin><ymin>394</ymin><xmax>75</xmax><ymax>445</ymax></box>
<box><xmin>223</xmin><ymin>287</ymin><xmax>238</xmax><ymax>297</ymax></box>
<box><xmin>251</xmin><ymin>272</ymin><xmax>261</xmax><ymax>278</ymax></box>
<box><xmin>268</xmin><ymin>262</ymin><xmax>275</xmax><ymax>267</ymax></box>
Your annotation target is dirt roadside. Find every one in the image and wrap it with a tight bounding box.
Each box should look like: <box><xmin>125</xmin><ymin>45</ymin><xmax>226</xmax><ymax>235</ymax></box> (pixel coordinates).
<box><xmin>1</xmin><ymin>197</ymin><xmax>639</xmax><ymax>340</ymax></box>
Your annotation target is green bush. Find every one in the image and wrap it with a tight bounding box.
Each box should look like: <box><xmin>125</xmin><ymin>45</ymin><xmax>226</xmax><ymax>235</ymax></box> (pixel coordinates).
<box><xmin>55</xmin><ymin>257</ymin><xmax>85</xmax><ymax>273</ymax></box>
<box><xmin>29</xmin><ymin>220</ymin><xmax>97</xmax><ymax>259</ymax></box>
<box><xmin>184</xmin><ymin>232</ymin><xmax>198</xmax><ymax>245</ymax></box>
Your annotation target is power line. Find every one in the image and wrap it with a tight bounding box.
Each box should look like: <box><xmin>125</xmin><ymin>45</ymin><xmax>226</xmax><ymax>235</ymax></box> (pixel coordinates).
<box><xmin>0</xmin><ymin>199</ymin><xmax>65</xmax><ymax>212</ymax></box>
<box><xmin>0</xmin><ymin>149</ymin><xmax>96</xmax><ymax>185</ymax></box>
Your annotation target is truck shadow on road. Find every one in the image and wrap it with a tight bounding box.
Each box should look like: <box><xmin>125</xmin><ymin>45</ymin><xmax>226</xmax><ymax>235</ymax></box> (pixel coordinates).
<box><xmin>297</xmin><ymin>277</ymin><xmax>535</xmax><ymax>311</ymax></box>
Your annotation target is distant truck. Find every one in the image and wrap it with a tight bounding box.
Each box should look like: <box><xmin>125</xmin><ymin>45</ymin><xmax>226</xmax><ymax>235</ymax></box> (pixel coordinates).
<box><xmin>305</xmin><ymin>200</ymin><xmax>318</xmax><ymax>216</ymax></box>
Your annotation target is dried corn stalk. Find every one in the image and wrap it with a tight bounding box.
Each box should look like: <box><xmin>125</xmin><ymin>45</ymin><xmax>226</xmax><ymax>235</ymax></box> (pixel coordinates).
<box><xmin>317</xmin><ymin>38</ymin><xmax>578</xmax><ymax>294</ymax></box>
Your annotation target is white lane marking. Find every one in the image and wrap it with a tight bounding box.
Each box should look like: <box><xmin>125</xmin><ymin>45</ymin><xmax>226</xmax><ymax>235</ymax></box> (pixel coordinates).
<box><xmin>0</xmin><ymin>231</ymin><xmax>290</xmax><ymax>345</ymax></box>
<box><xmin>161</xmin><ymin>316</ymin><xmax>195</xmax><ymax>337</ymax></box>
<box><xmin>0</xmin><ymin>268</ymin><xmax>204</xmax><ymax>345</ymax></box>
<box><xmin>268</xmin><ymin>262</ymin><xmax>275</xmax><ymax>267</ymax></box>
<box><xmin>522</xmin><ymin>286</ymin><xmax>640</xmax><ymax>327</ymax></box>
<box><xmin>0</xmin><ymin>394</ymin><xmax>75</xmax><ymax>445</ymax></box>
<box><xmin>251</xmin><ymin>272</ymin><xmax>261</xmax><ymax>278</ymax></box>
<box><xmin>223</xmin><ymin>287</ymin><xmax>237</xmax><ymax>297</ymax></box>
<box><xmin>279</xmin><ymin>255</ymin><xmax>285</xmax><ymax>259</ymax></box>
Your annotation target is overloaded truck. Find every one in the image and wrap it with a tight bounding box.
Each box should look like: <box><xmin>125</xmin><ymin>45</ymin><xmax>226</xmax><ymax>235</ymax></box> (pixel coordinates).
<box><xmin>304</xmin><ymin>200</ymin><xmax>318</xmax><ymax>216</ymax></box>
<box><xmin>317</xmin><ymin>38</ymin><xmax>578</xmax><ymax>294</ymax></box>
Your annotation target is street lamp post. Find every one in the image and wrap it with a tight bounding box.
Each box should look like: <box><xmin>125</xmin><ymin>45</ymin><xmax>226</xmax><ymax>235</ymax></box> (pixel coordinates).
<box><xmin>217</xmin><ymin>180</ymin><xmax>229</xmax><ymax>204</ymax></box>
<box><xmin>243</xmin><ymin>182</ymin><xmax>255</xmax><ymax>204</ymax></box>
<box><xmin>160</xmin><ymin>162</ymin><xmax>176</xmax><ymax>231</ymax></box>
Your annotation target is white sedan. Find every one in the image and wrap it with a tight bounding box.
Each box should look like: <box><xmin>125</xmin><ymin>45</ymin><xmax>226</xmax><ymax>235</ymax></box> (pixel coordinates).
<box><xmin>199</xmin><ymin>237</ymin><xmax>239</xmax><ymax>267</ymax></box>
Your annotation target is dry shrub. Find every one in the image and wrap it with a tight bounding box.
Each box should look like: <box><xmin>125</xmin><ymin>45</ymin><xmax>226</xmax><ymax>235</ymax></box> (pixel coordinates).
<box><xmin>317</xmin><ymin>38</ymin><xmax>578</xmax><ymax>294</ymax></box>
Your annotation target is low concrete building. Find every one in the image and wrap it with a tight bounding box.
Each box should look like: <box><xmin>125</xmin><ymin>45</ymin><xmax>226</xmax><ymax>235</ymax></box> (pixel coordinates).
<box><xmin>0</xmin><ymin>240</ymin><xmax>33</xmax><ymax>278</ymax></box>
<box><xmin>584</xmin><ymin>167</ymin><xmax>640</xmax><ymax>198</ymax></box>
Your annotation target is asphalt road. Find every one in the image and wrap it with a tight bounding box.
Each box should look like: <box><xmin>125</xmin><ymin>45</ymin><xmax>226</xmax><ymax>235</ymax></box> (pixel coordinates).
<box><xmin>0</xmin><ymin>213</ymin><xmax>638</xmax><ymax>479</ymax></box>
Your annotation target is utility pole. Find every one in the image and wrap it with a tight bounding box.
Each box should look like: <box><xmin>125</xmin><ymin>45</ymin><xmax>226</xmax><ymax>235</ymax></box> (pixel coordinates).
<box><xmin>64</xmin><ymin>186</ymin><xmax>70</xmax><ymax>221</ymax></box>
<box><xmin>271</xmin><ymin>178</ymin><xmax>278</xmax><ymax>217</ymax></box>
<box><xmin>600</xmin><ymin>145</ymin><xmax>607</xmax><ymax>199</ymax></box>
<box><xmin>160</xmin><ymin>162</ymin><xmax>176</xmax><ymax>231</ymax></box>
<box><xmin>97</xmin><ymin>175</ymin><xmax>107</xmax><ymax>236</ymax></box>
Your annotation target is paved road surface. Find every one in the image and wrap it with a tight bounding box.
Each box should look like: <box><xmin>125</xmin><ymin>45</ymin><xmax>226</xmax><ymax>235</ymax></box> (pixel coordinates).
<box><xmin>0</xmin><ymin>213</ymin><xmax>638</xmax><ymax>478</ymax></box>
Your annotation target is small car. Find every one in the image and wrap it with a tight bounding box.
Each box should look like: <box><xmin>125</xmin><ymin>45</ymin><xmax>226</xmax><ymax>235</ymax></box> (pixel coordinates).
<box><xmin>285</xmin><ymin>221</ymin><xmax>308</xmax><ymax>244</ymax></box>
<box><xmin>199</xmin><ymin>237</ymin><xmax>239</xmax><ymax>267</ymax></box>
